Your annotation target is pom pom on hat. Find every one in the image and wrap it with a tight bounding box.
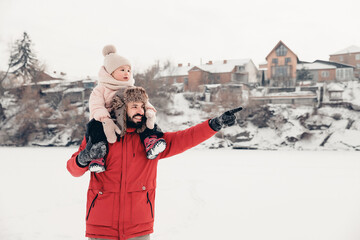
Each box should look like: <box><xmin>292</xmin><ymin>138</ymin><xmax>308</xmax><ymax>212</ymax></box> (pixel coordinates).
<box><xmin>102</xmin><ymin>44</ymin><xmax>132</xmax><ymax>74</ymax></box>
<box><xmin>102</xmin><ymin>45</ymin><xmax>117</xmax><ymax>57</ymax></box>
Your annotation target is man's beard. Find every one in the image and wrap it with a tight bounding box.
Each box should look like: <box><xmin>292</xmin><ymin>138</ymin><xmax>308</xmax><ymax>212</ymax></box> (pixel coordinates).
<box><xmin>126</xmin><ymin>114</ymin><xmax>146</xmax><ymax>129</ymax></box>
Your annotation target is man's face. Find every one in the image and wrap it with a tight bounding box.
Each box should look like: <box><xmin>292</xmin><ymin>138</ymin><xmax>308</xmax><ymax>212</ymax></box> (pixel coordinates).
<box><xmin>126</xmin><ymin>101</ymin><xmax>145</xmax><ymax>125</ymax></box>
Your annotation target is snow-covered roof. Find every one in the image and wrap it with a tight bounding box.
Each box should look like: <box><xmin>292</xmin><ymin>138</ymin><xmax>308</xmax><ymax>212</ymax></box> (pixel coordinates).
<box><xmin>193</xmin><ymin>59</ymin><xmax>252</xmax><ymax>73</ymax></box>
<box><xmin>327</xmin><ymin>83</ymin><xmax>344</xmax><ymax>92</ymax></box>
<box><xmin>331</xmin><ymin>45</ymin><xmax>360</xmax><ymax>55</ymax></box>
<box><xmin>297</xmin><ymin>62</ymin><xmax>335</xmax><ymax>70</ymax></box>
<box><xmin>62</xmin><ymin>77</ymin><xmax>94</xmax><ymax>83</ymax></box>
<box><xmin>156</xmin><ymin>59</ymin><xmax>254</xmax><ymax>78</ymax></box>
<box><xmin>267</xmin><ymin>91</ymin><xmax>316</xmax><ymax>97</ymax></box>
<box><xmin>314</xmin><ymin>60</ymin><xmax>355</xmax><ymax>69</ymax></box>
<box><xmin>251</xmin><ymin>91</ymin><xmax>317</xmax><ymax>100</ymax></box>
<box><xmin>63</xmin><ymin>87</ymin><xmax>85</xmax><ymax>94</ymax></box>
<box><xmin>37</xmin><ymin>79</ymin><xmax>63</xmax><ymax>85</ymax></box>
<box><xmin>157</xmin><ymin>65</ymin><xmax>194</xmax><ymax>78</ymax></box>
<box><xmin>45</xmin><ymin>71</ymin><xmax>65</xmax><ymax>79</ymax></box>
<box><xmin>42</xmin><ymin>86</ymin><xmax>67</xmax><ymax>93</ymax></box>
<box><xmin>202</xmin><ymin>84</ymin><xmax>221</xmax><ymax>89</ymax></box>
<box><xmin>23</xmin><ymin>79</ymin><xmax>63</xmax><ymax>86</ymax></box>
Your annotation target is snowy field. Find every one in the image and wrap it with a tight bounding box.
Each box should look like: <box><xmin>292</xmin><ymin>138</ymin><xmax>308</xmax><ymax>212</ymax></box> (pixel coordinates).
<box><xmin>0</xmin><ymin>147</ymin><xmax>360</xmax><ymax>240</ymax></box>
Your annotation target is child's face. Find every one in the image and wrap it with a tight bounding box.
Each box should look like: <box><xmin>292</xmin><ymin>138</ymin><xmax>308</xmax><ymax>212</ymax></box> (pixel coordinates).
<box><xmin>111</xmin><ymin>65</ymin><xmax>131</xmax><ymax>81</ymax></box>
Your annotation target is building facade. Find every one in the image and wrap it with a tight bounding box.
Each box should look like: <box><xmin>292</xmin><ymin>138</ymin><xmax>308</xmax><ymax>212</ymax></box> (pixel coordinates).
<box><xmin>329</xmin><ymin>45</ymin><xmax>360</xmax><ymax>79</ymax></box>
<box><xmin>156</xmin><ymin>59</ymin><xmax>259</xmax><ymax>92</ymax></box>
<box><xmin>265</xmin><ymin>41</ymin><xmax>299</xmax><ymax>87</ymax></box>
<box><xmin>187</xmin><ymin>59</ymin><xmax>259</xmax><ymax>91</ymax></box>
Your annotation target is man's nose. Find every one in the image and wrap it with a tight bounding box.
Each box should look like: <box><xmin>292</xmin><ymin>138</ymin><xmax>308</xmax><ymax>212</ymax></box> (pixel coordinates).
<box><xmin>137</xmin><ymin>108</ymin><xmax>144</xmax><ymax>115</ymax></box>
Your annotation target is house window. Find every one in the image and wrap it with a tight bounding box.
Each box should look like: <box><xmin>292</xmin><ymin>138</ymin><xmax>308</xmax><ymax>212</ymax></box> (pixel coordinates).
<box><xmin>285</xmin><ymin>57</ymin><xmax>291</xmax><ymax>64</ymax></box>
<box><xmin>345</xmin><ymin>69</ymin><xmax>349</xmax><ymax>77</ymax></box>
<box><xmin>356</xmin><ymin>64</ymin><xmax>360</xmax><ymax>69</ymax></box>
<box><xmin>356</xmin><ymin>54</ymin><xmax>360</xmax><ymax>60</ymax></box>
<box><xmin>184</xmin><ymin>78</ymin><xmax>188</xmax><ymax>85</ymax></box>
<box><xmin>273</xmin><ymin>66</ymin><xmax>290</xmax><ymax>77</ymax></box>
<box><xmin>272</xmin><ymin>58</ymin><xmax>278</xmax><ymax>64</ymax></box>
<box><xmin>321</xmin><ymin>71</ymin><xmax>329</xmax><ymax>78</ymax></box>
<box><xmin>337</xmin><ymin>69</ymin><xmax>344</xmax><ymax>79</ymax></box>
<box><xmin>276</xmin><ymin>44</ymin><xmax>287</xmax><ymax>56</ymax></box>
<box><xmin>340</xmin><ymin>56</ymin><xmax>344</xmax><ymax>61</ymax></box>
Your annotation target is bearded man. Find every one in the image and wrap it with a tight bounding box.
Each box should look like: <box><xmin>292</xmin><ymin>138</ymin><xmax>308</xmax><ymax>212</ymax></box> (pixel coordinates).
<box><xmin>67</xmin><ymin>86</ymin><xmax>242</xmax><ymax>240</ymax></box>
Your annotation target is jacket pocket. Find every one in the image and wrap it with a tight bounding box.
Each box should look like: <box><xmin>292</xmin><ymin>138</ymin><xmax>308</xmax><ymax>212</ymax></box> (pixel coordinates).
<box><xmin>86</xmin><ymin>189</ymin><xmax>115</xmax><ymax>226</ymax></box>
<box><xmin>127</xmin><ymin>181</ymin><xmax>156</xmax><ymax>224</ymax></box>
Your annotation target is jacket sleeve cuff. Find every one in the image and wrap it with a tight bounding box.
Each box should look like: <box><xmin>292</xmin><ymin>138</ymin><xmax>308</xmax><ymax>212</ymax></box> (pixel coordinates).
<box><xmin>75</xmin><ymin>155</ymin><xmax>88</xmax><ymax>168</ymax></box>
<box><xmin>208</xmin><ymin>119</ymin><xmax>221</xmax><ymax>131</ymax></box>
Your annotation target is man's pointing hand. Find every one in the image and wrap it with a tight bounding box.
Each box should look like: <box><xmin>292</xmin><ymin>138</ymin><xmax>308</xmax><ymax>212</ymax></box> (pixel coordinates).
<box><xmin>209</xmin><ymin>106</ymin><xmax>243</xmax><ymax>131</ymax></box>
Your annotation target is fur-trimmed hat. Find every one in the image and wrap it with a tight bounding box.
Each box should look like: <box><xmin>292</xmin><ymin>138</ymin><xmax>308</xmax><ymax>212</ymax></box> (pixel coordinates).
<box><xmin>102</xmin><ymin>45</ymin><xmax>132</xmax><ymax>74</ymax></box>
<box><xmin>111</xmin><ymin>86</ymin><xmax>148</xmax><ymax>137</ymax></box>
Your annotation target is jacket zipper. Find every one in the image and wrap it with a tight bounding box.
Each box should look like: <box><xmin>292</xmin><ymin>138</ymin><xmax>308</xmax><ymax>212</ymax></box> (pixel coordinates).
<box><xmin>146</xmin><ymin>192</ymin><xmax>154</xmax><ymax>219</ymax></box>
<box><xmin>86</xmin><ymin>191</ymin><xmax>101</xmax><ymax>221</ymax></box>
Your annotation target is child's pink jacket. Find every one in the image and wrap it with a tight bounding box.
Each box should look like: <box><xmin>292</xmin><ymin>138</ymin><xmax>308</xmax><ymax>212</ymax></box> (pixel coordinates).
<box><xmin>89</xmin><ymin>66</ymin><xmax>136</xmax><ymax>121</ymax></box>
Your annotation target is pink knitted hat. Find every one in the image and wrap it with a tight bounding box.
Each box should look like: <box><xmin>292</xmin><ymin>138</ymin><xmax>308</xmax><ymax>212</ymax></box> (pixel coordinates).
<box><xmin>102</xmin><ymin>45</ymin><xmax>132</xmax><ymax>74</ymax></box>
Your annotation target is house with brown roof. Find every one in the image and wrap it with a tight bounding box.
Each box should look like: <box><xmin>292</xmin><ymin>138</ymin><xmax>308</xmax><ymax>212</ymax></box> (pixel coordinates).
<box><xmin>265</xmin><ymin>41</ymin><xmax>300</xmax><ymax>87</ymax></box>
<box><xmin>329</xmin><ymin>45</ymin><xmax>360</xmax><ymax>79</ymax></box>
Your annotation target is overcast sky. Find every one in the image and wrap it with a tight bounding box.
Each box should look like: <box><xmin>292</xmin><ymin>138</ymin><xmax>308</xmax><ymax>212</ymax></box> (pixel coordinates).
<box><xmin>1</xmin><ymin>0</ymin><xmax>359</xmax><ymax>77</ymax></box>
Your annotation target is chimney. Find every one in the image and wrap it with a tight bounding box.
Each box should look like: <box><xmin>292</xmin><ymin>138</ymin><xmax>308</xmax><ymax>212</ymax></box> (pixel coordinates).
<box><xmin>207</xmin><ymin>61</ymin><xmax>213</xmax><ymax>65</ymax></box>
<box><xmin>178</xmin><ymin>63</ymin><xmax>183</xmax><ymax>67</ymax></box>
<box><xmin>223</xmin><ymin>60</ymin><xmax>227</xmax><ymax>64</ymax></box>
<box><xmin>188</xmin><ymin>63</ymin><xmax>190</xmax><ymax>67</ymax></box>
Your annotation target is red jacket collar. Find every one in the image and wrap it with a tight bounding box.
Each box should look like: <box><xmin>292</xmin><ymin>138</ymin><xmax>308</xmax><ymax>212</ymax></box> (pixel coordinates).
<box><xmin>126</xmin><ymin>128</ymin><xmax>136</xmax><ymax>133</ymax></box>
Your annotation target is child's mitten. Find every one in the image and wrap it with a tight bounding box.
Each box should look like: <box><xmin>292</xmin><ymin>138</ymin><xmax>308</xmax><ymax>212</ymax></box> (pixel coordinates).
<box><xmin>102</xmin><ymin>118</ymin><xmax>121</xmax><ymax>143</ymax></box>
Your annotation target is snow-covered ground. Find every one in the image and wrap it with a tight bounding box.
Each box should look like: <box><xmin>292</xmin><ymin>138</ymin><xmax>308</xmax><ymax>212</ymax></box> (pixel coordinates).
<box><xmin>1</xmin><ymin>147</ymin><xmax>360</xmax><ymax>240</ymax></box>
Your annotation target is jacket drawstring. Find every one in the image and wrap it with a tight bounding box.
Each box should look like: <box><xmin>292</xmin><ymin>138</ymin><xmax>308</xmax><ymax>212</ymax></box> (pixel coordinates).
<box><xmin>146</xmin><ymin>192</ymin><xmax>154</xmax><ymax>219</ymax></box>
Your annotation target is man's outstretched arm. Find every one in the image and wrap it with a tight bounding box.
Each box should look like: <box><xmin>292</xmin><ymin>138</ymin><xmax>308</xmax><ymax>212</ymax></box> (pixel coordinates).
<box><xmin>159</xmin><ymin>107</ymin><xmax>242</xmax><ymax>159</ymax></box>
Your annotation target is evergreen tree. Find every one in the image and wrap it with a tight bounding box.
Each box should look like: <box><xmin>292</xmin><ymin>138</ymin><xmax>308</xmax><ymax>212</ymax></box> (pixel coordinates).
<box><xmin>296</xmin><ymin>67</ymin><xmax>313</xmax><ymax>81</ymax></box>
<box><xmin>8</xmin><ymin>32</ymin><xmax>41</xmax><ymax>84</ymax></box>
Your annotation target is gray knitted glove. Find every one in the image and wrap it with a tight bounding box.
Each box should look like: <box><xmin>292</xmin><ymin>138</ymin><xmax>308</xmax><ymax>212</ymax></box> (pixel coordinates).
<box><xmin>209</xmin><ymin>107</ymin><xmax>243</xmax><ymax>131</ymax></box>
<box><xmin>77</xmin><ymin>138</ymin><xmax>107</xmax><ymax>167</ymax></box>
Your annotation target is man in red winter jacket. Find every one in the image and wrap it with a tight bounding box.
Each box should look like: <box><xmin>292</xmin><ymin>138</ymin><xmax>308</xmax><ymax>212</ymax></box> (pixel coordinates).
<box><xmin>67</xmin><ymin>86</ymin><xmax>242</xmax><ymax>240</ymax></box>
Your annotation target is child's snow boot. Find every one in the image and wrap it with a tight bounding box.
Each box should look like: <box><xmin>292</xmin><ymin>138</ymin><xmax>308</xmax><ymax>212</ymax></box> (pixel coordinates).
<box><xmin>89</xmin><ymin>158</ymin><xmax>106</xmax><ymax>173</ymax></box>
<box><xmin>144</xmin><ymin>135</ymin><xmax>167</xmax><ymax>159</ymax></box>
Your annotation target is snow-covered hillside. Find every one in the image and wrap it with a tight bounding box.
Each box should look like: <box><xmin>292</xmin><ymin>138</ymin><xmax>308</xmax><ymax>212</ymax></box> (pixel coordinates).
<box><xmin>1</xmin><ymin>81</ymin><xmax>360</xmax><ymax>150</ymax></box>
<box><xmin>156</xmin><ymin>86</ymin><xmax>360</xmax><ymax>151</ymax></box>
